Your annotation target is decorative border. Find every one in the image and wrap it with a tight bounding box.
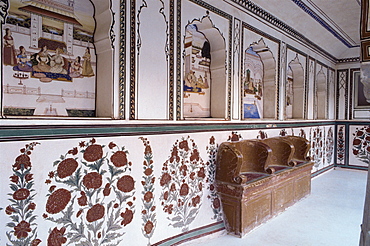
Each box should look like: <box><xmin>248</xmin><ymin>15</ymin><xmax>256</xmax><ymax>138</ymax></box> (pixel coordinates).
<box><xmin>337</xmin><ymin>57</ymin><xmax>360</xmax><ymax>63</ymax></box>
<box><xmin>119</xmin><ymin>0</ymin><xmax>126</xmax><ymax>119</ymax></box>
<box><xmin>361</xmin><ymin>0</ymin><xmax>370</xmax><ymax>39</ymax></box>
<box><xmin>177</xmin><ymin>0</ymin><xmax>233</xmax><ymax>120</ymax></box>
<box><xmin>229</xmin><ymin>0</ymin><xmax>337</xmax><ymax>63</ymax></box>
<box><xmin>291</xmin><ymin>0</ymin><xmax>356</xmax><ymax>48</ymax></box>
<box><xmin>130</xmin><ymin>0</ymin><xmax>136</xmax><ymax>119</ymax></box>
<box><xmin>169</xmin><ymin>0</ymin><xmax>175</xmax><ymax>120</ymax></box>
<box><xmin>0</xmin><ymin>121</ymin><xmax>337</xmax><ymax>142</ymax></box>
<box><xmin>361</xmin><ymin>40</ymin><xmax>370</xmax><ymax>62</ymax></box>
<box><xmin>0</xmin><ymin>0</ymin><xmax>9</xmax><ymax>24</ymax></box>
<box><xmin>241</xmin><ymin>22</ymin><xmax>281</xmax><ymax>120</ymax></box>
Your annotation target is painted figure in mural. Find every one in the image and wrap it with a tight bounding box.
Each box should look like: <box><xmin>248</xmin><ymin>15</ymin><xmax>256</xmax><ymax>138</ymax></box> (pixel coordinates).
<box><xmin>32</xmin><ymin>45</ymin><xmax>51</xmax><ymax>72</ymax></box>
<box><xmin>82</xmin><ymin>47</ymin><xmax>94</xmax><ymax>77</ymax></box>
<box><xmin>50</xmin><ymin>48</ymin><xmax>67</xmax><ymax>74</ymax></box>
<box><xmin>70</xmin><ymin>56</ymin><xmax>82</xmax><ymax>78</ymax></box>
<box><xmin>3</xmin><ymin>28</ymin><xmax>17</xmax><ymax>66</ymax></box>
<box><xmin>13</xmin><ymin>46</ymin><xmax>32</xmax><ymax>72</ymax></box>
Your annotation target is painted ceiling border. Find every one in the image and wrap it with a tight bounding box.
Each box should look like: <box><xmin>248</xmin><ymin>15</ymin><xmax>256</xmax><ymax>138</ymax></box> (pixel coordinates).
<box><xmin>291</xmin><ymin>0</ymin><xmax>358</xmax><ymax>48</ymax></box>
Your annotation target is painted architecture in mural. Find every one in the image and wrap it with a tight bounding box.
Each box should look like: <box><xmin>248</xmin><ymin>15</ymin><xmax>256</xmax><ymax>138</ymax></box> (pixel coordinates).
<box><xmin>183</xmin><ymin>24</ymin><xmax>211</xmax><ymax>118</ymax></box>
<box><xmin>2</xmin><ymin>0</ymin><xmax>96</xmax><ymax>116</ymax></box>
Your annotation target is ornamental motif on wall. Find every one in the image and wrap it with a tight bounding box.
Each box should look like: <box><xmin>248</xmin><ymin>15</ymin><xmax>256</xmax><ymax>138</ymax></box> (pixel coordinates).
<box><xmin>43</xmin><ymin>138</ymin><xmax>136</xmax><ymax>245</ymax></box>
<box><xmin>205</xmin><ymin>136</ymin><xmax>222</xmax><ymax>221</ymax></box>
<box><xmin>139</xmin><ymin>137</ymin><xmax>157</xmax><ymax>243</ymax></box>
<box><xmin>352</xmin><ymin>126</ymin><xmax>370</xmax><ymax>165</ymax></box>
<box><xmin>310</xmin><ymin>127</ymin><xmax>323</xmax><ymax>168</ymax></box>
<box><xmin>6</xmin><ymin>142</ymin><xmax>41</xmax><ymax>245</ymax></box>
<box><xmin>337</xmin><ymin>125</ymin><xmax>345</xmax><ymax>163</ymax></box>
<box><xmin>325</xmin><ymin>127</ymin><xmax>334</xmax><ymax>165</ymax></box>
<box><xmin>159</xmin><ymin>136</ymin><xmax>206</xmax><ymax>232</ymax></box>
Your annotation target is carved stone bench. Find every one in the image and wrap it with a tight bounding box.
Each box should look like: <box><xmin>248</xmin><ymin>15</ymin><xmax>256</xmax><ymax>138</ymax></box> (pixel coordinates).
<box><xmin>215</xmin><ymin>136</ymin><xmax>313</xmax><ymax>237</ymax></box>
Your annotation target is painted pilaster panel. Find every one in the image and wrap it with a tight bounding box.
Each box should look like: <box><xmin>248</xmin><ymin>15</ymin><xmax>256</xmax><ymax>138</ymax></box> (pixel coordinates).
<box><xmin>306</xmin><ymin>58</ymin><xmax>315</xmax><ymax>120</ymax></box>
<box><xmin>336</xmin><ymin>69</ymin><xmax>349</xmax><ymax>120</ymax></box>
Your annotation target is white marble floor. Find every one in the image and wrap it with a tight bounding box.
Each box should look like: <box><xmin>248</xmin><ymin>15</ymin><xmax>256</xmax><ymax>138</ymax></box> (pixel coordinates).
<box><xmin>185</xmin><ymin>168</ymin><xmax>367</xmax><ymax>246</ymax></box>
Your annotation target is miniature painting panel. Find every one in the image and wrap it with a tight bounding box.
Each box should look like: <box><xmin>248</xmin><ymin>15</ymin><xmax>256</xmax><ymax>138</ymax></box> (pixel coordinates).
<box><xmin>3</xmin><ymin>0</ymin><xmax>96</xmax><ymax>117</ymax></box>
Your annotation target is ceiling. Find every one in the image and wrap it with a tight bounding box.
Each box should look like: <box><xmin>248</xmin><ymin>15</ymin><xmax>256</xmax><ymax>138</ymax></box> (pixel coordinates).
<box><xmin>249</xmin><ymin>0</ymin><xmax>361</xmax><ymax>59</ymax></box>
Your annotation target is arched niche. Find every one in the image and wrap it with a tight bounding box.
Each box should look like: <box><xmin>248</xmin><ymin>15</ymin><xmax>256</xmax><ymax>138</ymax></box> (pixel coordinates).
<box><xmin>248</xmin><ymin>38</ymin><xmax>276</xmax><ymax>119</ymax></box>
<box><xmin>90</xmin><ymin>0</ymin><xmax>115</xmax><ymax>118</ymax></box>
<box><xmin>183</xmin><ymin>16</ymin><xmax>226</xmax><ymax>119</ymax></box>
<box><xmin>287</xmin><ymin>55</ymin><xmax>305</xmax><ymax>119</ymax></box>
<box><xmin>316</xmin><ymin>68</ymin><xmax>327</xmax><ymax>119</ymax></box>
<box><xmin>242</xmin><ymin>46</ymin><xmax>263</xmax><ymax>119</ymax></box>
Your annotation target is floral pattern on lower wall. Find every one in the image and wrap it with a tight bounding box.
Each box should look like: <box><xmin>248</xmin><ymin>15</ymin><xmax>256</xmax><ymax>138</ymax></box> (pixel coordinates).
<box><xmin>337</xmin><ymin>125</ymin><xmax>345</xmax><ymax>164</ymax></box>
<box><xmin>43</xmin><ymin>138</ymin><xmax>136</xmax><ymax>245</ymax></box>
<box><xmin>6</xmin><ymin>142</ymin><xmax>41</xmax><ymax>246</ymax></box>
<box><xmin>159</xmin><ymin>136</ymin><xmax>206</xmax><ymax>232</ymax></box>
<box><xmin>352</xmin><ymin>126</ymin><xmax>370</xmax><ymax>165</ymax></box>
<box><xmin>310</xmin><ymin>127</ymin><xmax>323</xmax><ymax>168</ymax></box>
<box><xmin>139</xmin><ymin>137</ymin><xmax>156</xmax><ymax>244</ymax></box>
<box><xmin>325</xmin><ymin>127</ymin><xmax>334</xmax><ymax>165</ymax></box>
<box><xmin>205</xmin><ymin>136</ymin><xmax>222</xmax><ymax>221</ymax></box>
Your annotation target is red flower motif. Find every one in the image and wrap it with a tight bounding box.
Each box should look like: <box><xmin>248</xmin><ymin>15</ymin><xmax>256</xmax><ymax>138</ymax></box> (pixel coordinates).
<box><xmin>10</xmin><ymin>175</ymin><xmax>19</xmax><ymax>183</ymax></box>
<box><xmin>144</xmin><ymin>145</ymin><xmax>152</xmax><ymax>155</ymax></box>
<box><xmin>164</xmin><ymin>204</ymin><xmax>173</xmax><ymax>214</ymax></box>
<box><xmin>47</xmin><ymin>227</ymin><xmax>67</xmax><ymax>246</ymax></box>
<box><xmin>103</xmin><ymin>183</ymin><xmax>111</xmax><ymax>196</ymax></box>
<box><xmin>144</xmin><ymin>191</ymin><xmax>153</xmax><ymax>202</ymax></box>
<box><xmin>46</xmin><ymin>188</ymin><xmax>71</xmax><ymax>214</ymax></box>
<box><xmin>121</xmin><ymin>208</ymin><xmax>134</xmax><ymax>226</ymax></box>
<box><xmin>6</xmin><ymin>205</ymin><xmax>15</xmax><ymax>215</ymax></box>
<box><xmin>27</xmin><ymin>202</ymin><xmax>36</xmax><ymax>211</ymax></box>
<box><xmin>170</xmin><ymin>183</ymin><xmax>176</xmax><ymax>191</ymax></box>
<box><xmin>83</xmin><ymin>144</ymin><xmax>103</xmax><ymax>162</ymax></box>
<box><xmin>110</xmin><ymin>151</ymin><xmax>128</xmax><ymax>167</ymax></box>
<box><xmin>127</xmin><ymin>201</ymin><xmax>133</xmax><ymax>207</ymax></box>
<box><xmin>192</xmin><ymin>195</ymin><xmax>201</xmax><ymax>207</ymax></box>
<box><xmin>353</xmin><ymin>139</ymin><xmax>361</xmax><ymax>146</ymax></box>
<box><xmin>57</xmin><ymin>158</ymin><xmax>78</xmax><ymax>178</ymax></box>
<box><xmin>13</xmin><ymin>188</ymin><xmax>30</xmax><ymax>200</ymax></box>
<box><xmin>49</xmin><ymin>185</ymin><xmax>56</xmax><ymax>192</ymax></box>
<box><xmin>48</xmin><ymin>171</ymin><xmax>55</xmax><ymax>178</ymax></box>
<box><xmin>179</xmin><ymin>140</ymin><xmax>189</xmax><ymax>151</ymax></box>
<box><xmin>144</xmin><ymin>220</ymin><xmax>154</xmax><ymax>234</ymax></box>
<box><xmin>83</xmin><ymin>172</ymin><xmax>102</xmax><ymax>189</ymax></box>
<box><xmin>144</xmin><ymin>168</ymin><xmax>153</xmax><ymax>176</ymax></box>
<box><xmin>357</xmin><ymin>131</ymin><xmax>364</xmax><ymax>137</ymax></box>
<box><xmin>25</xmin><ymin>173</ymin><xmax>33</xmax><ymax>182</ymax></box>
<box><xmin>79</xmin><ymin>141</ymin><xmax>86</xmax><ymax>147</ymax></box>
<box><xmin>353</xmin><ymin>149</ymin><xmax>359</xmax><ymax>155</ymax></box>
<box><xmin>213</xmin><ymin>198</ymin><xmax>221</xmax><ymax>209</ymax></box>
<box><xmin>78</xmin><ymin>191</ymin><xmax>87</xmax><ymax>206</ymax></box>
<box><xmin>210</xmin><ymin>136</ymin><xmax>215</xmax><ymax>145</ymax></box>
<box><xmin>117</xmin><ymin>175</ymin><xmax>135</xmax><ymax>192</ymax></box>
<box><xmin>13</xmin><ymin>154</ymin><xmax>31</xmax><ymax>170</ymax></box>
<box><xmin>86</xmin><ymin>204</ymin><xmax>105</xmax><ymax>222</ymax></box>
<box><xmin>160</xmin><ymin>173</ymin><xmax>171</xmax><ymax>186</ymax></box>
<box><xmin>31</xmin><ymin>239</ymin><xmax>42</xmax><ymax>246</ymax></box>
<box><xmin>190</xmin><ymin>149</ymin><xmax>200</xmax><ymax>161</ymax></box>
<box><xmin>108</xmin><ymin>142</ymin><xmax>117</xmax><ymax>149</ymax></box>
<box><xmin>68</xmin><ymin>147</ymin><xmax>78</xmax><ymax>155</ymax></box>
<box><xmin>163</xmin><ymin>191</ymin><xmax>169</xmax><ymax>200</ymax></box>
<box><xmin>197</xmin><ymin>167</ymin><xmax>205</xmax><ymax>178</ymax></box>
<box><xmin>210</xmin><ymin>184</ymin><xmax>215</xmax><ymax>191</ymax></box>
<box><xmin>14</xmin><ymin>220</ymin><xmax>31</xmax><ymax>239</ymax></box>
<box><xmin>180</xmin><ymin>183</ymin><xmax>189</xmax><ymax>196</ymax></box>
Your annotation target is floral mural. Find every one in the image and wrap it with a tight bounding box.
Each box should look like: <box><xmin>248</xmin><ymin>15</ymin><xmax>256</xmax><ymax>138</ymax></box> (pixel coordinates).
<box><xmin>205</xmin><ymin>136</ymin><xmax>222</xmax><ymax>221</ymax></box>
<box><xmin>310</xmin><ymin>127</ymin><xmax>323</xmax><ymax>168</ymax></box>
<box><xmin>337</xmin><ymin>125</ymin><xmax>345</xmax><ymax>164</ymax></box>
<box><xmin>159</xmin><ymin>136</ymin><xmax>206</xmax><ymax>232</ymax></box>
<box><xmin>139</xmin><ymin>137</ymin><xmax>156</xmax><ymax>244</ymax></box>
<box><xmin>352</xmin><ymin>126</ymin><xmax>370</xmax><ymax>165</ymax></box>
<box><xmin>325</xmin><ymin>127</ymin><xmax>334</xmax><ymax>165</ymax></box>
<box><xmin>43</xmin><ymin>138</ymin><xmax>136</xmax><ymax>245</ymax></box>
<box><xmin>6</xmin><ymin>142</ymin><xmax>41</xmax><ymax>246</ymax></box>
